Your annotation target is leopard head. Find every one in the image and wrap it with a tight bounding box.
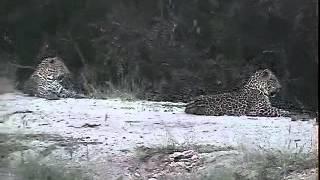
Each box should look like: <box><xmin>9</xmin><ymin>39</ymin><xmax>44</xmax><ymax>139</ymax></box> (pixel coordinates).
<box><xmin>245</xmin><ymin>69</ymin><xmax>281</xmax><ymax>97</ymax></box>
<box><xmin>36</xmin><ymin>57</ymin><xmax>70</xmax><ymax>79</ymax></box>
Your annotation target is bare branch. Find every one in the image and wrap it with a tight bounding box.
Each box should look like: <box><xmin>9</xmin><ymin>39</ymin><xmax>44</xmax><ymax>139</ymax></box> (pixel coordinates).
<box><xmin>8</xmin><ymin>62</ymin><xmax>35</xmax><ymax>70</ymax></box>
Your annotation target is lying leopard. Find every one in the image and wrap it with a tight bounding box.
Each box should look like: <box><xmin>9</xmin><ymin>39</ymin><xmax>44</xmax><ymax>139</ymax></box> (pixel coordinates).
<box><xmin>23</xmin><ymin>57</ymin><xmax>84</xmax><ymax>100</ymax></box>
<box><xmin>185</xmin><ymin>69</ymin><xmax>290</xmax><ymax>117</ymax></box>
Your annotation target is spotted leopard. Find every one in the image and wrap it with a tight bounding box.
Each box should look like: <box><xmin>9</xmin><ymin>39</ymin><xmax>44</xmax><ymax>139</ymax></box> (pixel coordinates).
<box><xmin>185</xmin><ymin>69</ymin><xmax>290</xmax><ymax>117</ymax></box>
<box><xmin>23</xmin><ymin>57</ymin><xmax>82</xmax><ymax>100</ymax></box>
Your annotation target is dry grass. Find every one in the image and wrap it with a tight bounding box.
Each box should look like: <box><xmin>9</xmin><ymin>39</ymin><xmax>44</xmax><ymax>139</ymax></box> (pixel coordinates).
<box><xmin>167</xmin><ymin>146</ymin><xmax>318</xmax><ymax>180</ymax></box>
<box><xmin>134</xmin><ymin>129</ymin><xmax>318</xmax><ymax>180</ymax></box>
<box><xmin>15</xmin><ymin>158</ymin><xmax>90</xmax><ymax>180</ymax></box>
<box><xmin>0</xmin><ymin>77</ymin><xmax>15</xmax><ymax>94</ymax></box>
<box><xmin>234</xmin><ymin>147</ymin><xmax>317</xmax><ymax>179</ymax></box>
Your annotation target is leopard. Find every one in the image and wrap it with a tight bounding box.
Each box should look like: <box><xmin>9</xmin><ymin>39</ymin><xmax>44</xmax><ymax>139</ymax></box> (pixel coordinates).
<box><xmin>185</xmin><ymin>69</ymin><xmax>290</xmax><ymax>117</ymax></box>
<box><xmin>23</xmin><ymin>57</ymin><xmax>83</xmax><ymax>100</ymax></box>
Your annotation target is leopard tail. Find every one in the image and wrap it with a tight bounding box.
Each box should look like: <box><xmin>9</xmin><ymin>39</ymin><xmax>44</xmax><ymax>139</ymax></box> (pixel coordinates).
<box><xmin>185</xmin><ymin>100</ymin><xmax>207</xmax><ymax>115</ymax></box>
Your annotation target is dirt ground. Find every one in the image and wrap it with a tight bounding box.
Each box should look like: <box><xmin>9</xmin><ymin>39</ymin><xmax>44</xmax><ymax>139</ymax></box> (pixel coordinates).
<box><xmin>0</xmin><ymin>93</ymin><xmax>318</xmax><ymax>180</ymax></box>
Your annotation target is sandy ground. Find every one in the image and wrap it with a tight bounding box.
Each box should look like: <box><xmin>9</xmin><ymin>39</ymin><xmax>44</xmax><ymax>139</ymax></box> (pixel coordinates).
<box><xmin>0</xmin><ymin>93</ymin><xmax>318</xmax><ymax>179</ymax></box>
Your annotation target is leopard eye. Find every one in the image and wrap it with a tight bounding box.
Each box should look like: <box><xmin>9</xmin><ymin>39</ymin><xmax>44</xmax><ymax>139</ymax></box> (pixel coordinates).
<box><xmin>49</xmin><ymin>59</ymin><xmax>55</xmax><ymax>63</ymax></box>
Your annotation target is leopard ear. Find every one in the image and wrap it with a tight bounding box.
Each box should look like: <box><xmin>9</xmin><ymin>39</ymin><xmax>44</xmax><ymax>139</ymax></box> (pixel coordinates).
<box><xmin>49</xmin><ymin>58</ymin><xmax>55</xmax><ymax>63</ymax></box>
<box><xmin>261</xmin><ymin>69</ymin><xmax>270</xmax><ymax>78</ymax></box>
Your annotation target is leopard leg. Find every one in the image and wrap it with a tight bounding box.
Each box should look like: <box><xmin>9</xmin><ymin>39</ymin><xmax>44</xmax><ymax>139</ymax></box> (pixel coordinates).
<box><xmin>247</xmin><ymin>94</ymin><xmax>291</xmax><ymax>117</ymax></box>
<box><xmin>55</xmin><ymin>78</ymin><xmax>86</xmax><ymax>98</ymax></box>
<box><xmin>47</xmin><ymin>80</ymin><xmax>75</xmax><ymax>98</ymax></box>
<box><xmin>264</xmin><ymin>107</ymin><xmax>290</xmax><ymax>117</ymax></box>
<box><xmin>36</xmin><ymin>86</ymin><xmax>60</xmax><ymax>100</ymax></box>
<box><xmin>59</xmin><ymin>88</ymin><xmax>78</xmax><ymax>98</ymax></box>
<box><xmin>247</xmin><ymin>103</ymin><xmax>290</xmax><ymax>117</ymax></box>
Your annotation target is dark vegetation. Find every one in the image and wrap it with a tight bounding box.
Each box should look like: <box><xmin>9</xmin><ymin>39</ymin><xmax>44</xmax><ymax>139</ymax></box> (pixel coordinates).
<box><xmin>0</xmin><ymin>0</ymin><xmax>318</xmax><ymax>111</ymax></box>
